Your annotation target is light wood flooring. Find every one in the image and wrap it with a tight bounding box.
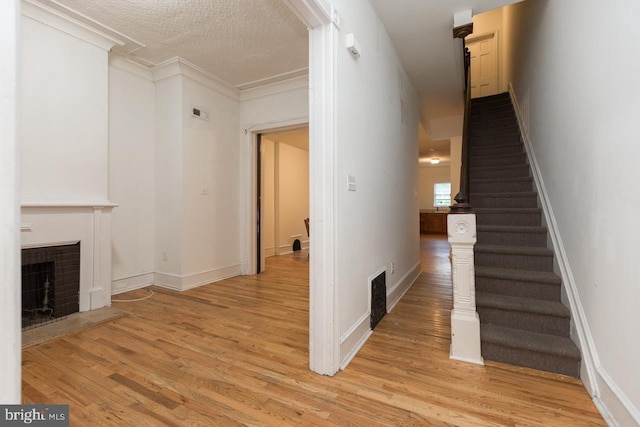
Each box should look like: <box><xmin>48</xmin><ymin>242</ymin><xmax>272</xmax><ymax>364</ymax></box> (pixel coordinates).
<box><xmin>22</xmin><ymin>236</ymin><xmax>605</xmax><ymax>426</ymax></box>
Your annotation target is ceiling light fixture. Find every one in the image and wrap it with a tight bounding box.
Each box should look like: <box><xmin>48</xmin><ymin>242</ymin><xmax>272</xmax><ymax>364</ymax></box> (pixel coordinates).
<box><xmin>430</xmin><ymin>158</ymin><xmax>440</xmax><ymax>164</ymax></box>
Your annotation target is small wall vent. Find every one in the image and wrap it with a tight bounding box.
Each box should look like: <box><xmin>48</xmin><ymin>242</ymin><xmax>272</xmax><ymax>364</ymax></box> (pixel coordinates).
<box><xmin>191</xmin><ymin>106</ymin><xmax>209</xmax><ymax>120</ymax></box>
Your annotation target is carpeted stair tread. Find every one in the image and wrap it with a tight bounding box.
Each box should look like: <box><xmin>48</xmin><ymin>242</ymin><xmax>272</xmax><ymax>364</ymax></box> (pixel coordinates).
<box><xmin>476</xmin><ymin>292</ymin><xmax>570</xmax><ymax>318</ymax></box>
<box><xmin>475</xmin><ymin>266</ymin><xmax>561</xmax><ymax>285</ymax></box>
<box><xmin>470</xmin><ymin>92</ymin><xmax>581</xmax><ymax>377</ymax></box>
<box><xmin>475</xmin><ymin>244</ymin><xmax>553</xmax><ymax>257</ymax></box>
<box><xmin>480</xmin><ymin>324</ymin><xmax>580</xmax><ymax>360</ymax></box>
<box><xmin>473</xmin><ymin>191</ymin><xmax>538</xmax><ymax>199</ymax></box>
<box><xmin>474</xmin><ymin>207</ymin><xmax>541</xmax><ymax>215</ymax></box>
<box><xmin>469</xmin><ymin>166</ymin><xmax>531</xmax><ymax>180</ymax></box>
<box><xmin>477</xmin><ymin>224</ymin><xmax>547</xmax><ymax>234</ymax></box>
<box><xmin>476</xmin><ymin>224</ymin><xmax>548</xmax><ymax>247</ymax></box>
<box><xmin>471</xmin><ymin>144</ymin><xmax>523</xmax><ymax>155</ymax></box>
<box><xmin>471</xmin><ymin>176</ymin><xmax>531</xmax><ymax>185</ymax></box>
<box><xmin>471</xmin><ymin>152</ymin><xmax>526</xmax><ymax>162</ymax></box>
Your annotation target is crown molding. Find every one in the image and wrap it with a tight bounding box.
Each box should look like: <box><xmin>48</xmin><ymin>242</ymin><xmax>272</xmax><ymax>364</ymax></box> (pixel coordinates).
<box><xmin>240</xmin><ymin>74</ymin><xmax>309</xmax><ymax>102</ymax></box>
<box><xmin>152</xmin><ymin>57</ymin><xmax>240</xmax><ymax>101</ymax></box>
<box><xmin>236</xmin><ymin>67</ymin><xmax>308</xmax><ymax>91</ymax></box>
<box><xmin>21</xmin><ymin>0</ymin><xmax>129</xmax><ymax>51</ymax></box>
<box><xmin>109</xmin><ymin>54</ymin><xmax>154</xmax><ymax>81</ymax></box>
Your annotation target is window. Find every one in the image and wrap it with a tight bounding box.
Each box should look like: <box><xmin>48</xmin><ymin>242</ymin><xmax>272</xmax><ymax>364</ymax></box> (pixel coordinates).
<box><xmin>434</xmin><ymin>182</ymin><xmax>451</xmax><ymax>207</ymax></box>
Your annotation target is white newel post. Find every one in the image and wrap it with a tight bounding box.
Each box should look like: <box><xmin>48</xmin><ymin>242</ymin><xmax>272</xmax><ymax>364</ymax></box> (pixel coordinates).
<box><xmin>448</xmin><ymin>213</ymin><xmax>484</xmax><ymax>365</ymax></box>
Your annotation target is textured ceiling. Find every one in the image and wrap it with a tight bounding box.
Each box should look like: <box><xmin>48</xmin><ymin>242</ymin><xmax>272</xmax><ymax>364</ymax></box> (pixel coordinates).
<box><xmin>42</xmin><ymin>0</ymin><xmax>525</xmax><ymax>158</ymax></box>
<box><xmin>52</xmin><ymin>0</ymin><xmax>309</xmax><ymax>88</ymax></box>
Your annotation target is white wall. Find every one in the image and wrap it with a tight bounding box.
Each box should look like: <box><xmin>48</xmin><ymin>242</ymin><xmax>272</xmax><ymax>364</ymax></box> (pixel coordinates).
<box><xmin>277</xmin><ymin>142</ymin><xmax>309</xmax><ymax>252</ymax></box>
<box><xmin>21</xmin><ymin>15</ymin><xmax>109</xmax><ymax>203</ymax></box>
<box><xmin>418</xmin><ymin>165</ymin><xmax>451</xmax><ymax>210</ymax></box>
<box><xmin>504</xmin><ymin>1</ymin><xmax>640</xmax><ymax>424</ymax></box>
<box><xmin>261</xmin><ymin>136</ymin><xmax>310</xmax><ymax>256</ymax></box>
<box><xmin>108</xmin><ymin>62</ymin><xmax>156</xmax><ymax>293</ymax></box>
<box><xmin>152</xmin><ymin>69</ymin><xmax>243</xmax><ymax>290</ymax></box>
<box><xmin>262</xmin><ymin>139</ymin><xmax>276</xmax><ymax>256</ymax></box>
<box><xmin>181</xmin><ymin>76</ymin><xmax>241</xmax><ymax>279</ymax></box>
<box><xmin>330</xmin><ymin>0</ymin><xmax>421</xmax><ymax>366</ymax></box>
<box><xmin>0</xmin><ymin>0</ymin><xmax>21</xmax><ymax>404</ymax></box>
<box><xmin>154</xmin><ymin>76</ymin><xmax>184</xmax><ymax>279</ymax></box>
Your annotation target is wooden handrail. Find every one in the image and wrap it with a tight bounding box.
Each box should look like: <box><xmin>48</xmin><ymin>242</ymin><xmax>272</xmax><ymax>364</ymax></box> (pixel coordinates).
<box><xmin>450</xmin><ymin>45</ymin><xmax>473</xmax><ymax>213</ymax></box>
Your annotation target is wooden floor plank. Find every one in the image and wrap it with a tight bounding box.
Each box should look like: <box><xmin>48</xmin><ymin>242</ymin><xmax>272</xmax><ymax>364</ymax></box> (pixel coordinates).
<box><xmin>22</xmin><ymin>236</ymin><xmax>605</xmax><ymax>426</ymax></box>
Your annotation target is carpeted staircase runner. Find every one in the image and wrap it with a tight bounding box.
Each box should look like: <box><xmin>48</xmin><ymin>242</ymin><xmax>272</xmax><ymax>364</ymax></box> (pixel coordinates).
<box><xmin>468</xmin><ymin>93</ymin><xmax>581</xmax><ymax>377</ymax></box>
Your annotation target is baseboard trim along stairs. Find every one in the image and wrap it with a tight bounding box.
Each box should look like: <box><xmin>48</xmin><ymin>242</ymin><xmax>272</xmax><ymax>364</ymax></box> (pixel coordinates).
<box><xmin>468</xmin><ymin>93</ymin><xmax>581</xmax><ymax>378</ymax></box>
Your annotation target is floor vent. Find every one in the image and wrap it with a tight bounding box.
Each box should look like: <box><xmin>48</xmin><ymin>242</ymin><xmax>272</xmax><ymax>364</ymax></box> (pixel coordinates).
<box><xmin>370</xmin><ymin>270</ymin><xmax>386</xmax><ymax>329</ymax></box>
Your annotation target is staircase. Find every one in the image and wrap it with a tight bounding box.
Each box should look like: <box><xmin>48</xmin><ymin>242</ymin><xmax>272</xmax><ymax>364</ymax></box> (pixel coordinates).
<box><xmin>468</xmin><ymin>93</ymin><xmax>581</xmax><ymax>377</ymax></box>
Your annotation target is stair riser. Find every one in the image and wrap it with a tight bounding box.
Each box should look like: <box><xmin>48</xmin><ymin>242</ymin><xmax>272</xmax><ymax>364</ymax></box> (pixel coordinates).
<box><xmin>471</xmin><ymin>155</ymin><xmax>527</xmax><ymax>168</ymax></box>
<box><xmin>475</xmin><ymin>276</ymin><xmax>561</xmax><ymax>301</ymax></box>
<box><xmin>469</xmin><ymin>167</ymin><xmax>530</xmax><ymax>180</ymax></box>
<box><xmin>471</xmin><ymin>145</ymin><xmax>524</xmax><ymax>157</ymax></box>
<box><xmin>470</xmin><ymin>119</ymin><xmax>518</xmax><ymax>129</ymax></box>
<box><xmin>470</xmin><ymin>180</ymin><xmax>533</xmax><ymax>193</ymax></box>
<box><xmin>471</xmin><ymin>136</ymin><xmax>522</xmax><ymax>147</ymax></box>
<box><xmin>471</xmin><ymin>105</ymin><xmax>513</xmax><ymax>115</ymax></box>
<box><xmin>477</xmin><ymin>307</ymin><xmax>570</xmax><ymax>336</ymax></box>
<box><xmin>471</xmin><ymin>197</ymin><xmax>538</xmax><ymax>209</ymax></box>
<box><xmin>481</xmin><ymin>342</ymin><xmax>580</xmax><ymax>378</ymax></box>
<box><xmin>476</xmin><ymin>212</ymin><xmax>541</xmax><ymax>226</ymax></box>
<box><xmin>477</xmin><ymin>230</ymin><xmax>547</xmax><ymax>246</ymax></box>
<box><xmin>470</xmin><ymin>130</ymin><xmax>521</xmax><ymax>140</ymax></box>
<box><xmin>475</xmin><ymin>251</ymin><xmax>553</xmax><ymax>271</ymax></box>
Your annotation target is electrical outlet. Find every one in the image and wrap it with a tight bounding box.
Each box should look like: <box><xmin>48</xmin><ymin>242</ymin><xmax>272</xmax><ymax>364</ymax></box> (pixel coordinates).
<box><xmin>390</xmin><ymin>262</ymin><xmax>395</xmax><ymax>274</ymax></box>
<box><xmin>162</xmin><ymin>252</ymin><xmax>168</xmax><ymax>261</ymax></box>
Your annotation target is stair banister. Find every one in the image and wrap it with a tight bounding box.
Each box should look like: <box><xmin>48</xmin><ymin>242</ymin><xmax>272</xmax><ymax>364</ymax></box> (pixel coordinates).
<box><xmin>450</xmin><ymin>45</ymin><xmax>473</xmax><ymax>213</ymax></box>
<box><xmin>448</xmin><ymin>25</ymin><xmax>483</xmax><ymax>365</ymax></box>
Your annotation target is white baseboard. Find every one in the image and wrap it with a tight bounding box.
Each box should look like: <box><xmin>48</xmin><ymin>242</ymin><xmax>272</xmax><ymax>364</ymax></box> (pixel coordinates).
<box><xmin>387</xmin><ymin>261</ymin><xmax>421</xmax><ymax>313</ymax></box>
<box><xmin>111</xmin><ymin>272</ymin><xmax>154</xmax><ymax>295</ymax></box>
<box><xmin>339</xmin><ymin>312</ymin><xmax>372</xmax><ymax>370</ymax></box>
<box><xmin>154</xmin><ymin>264</ymin><xmax>242</xmax><ymax>291</ymax></box>
<box><xmin>510</xmin><ymin>83</ymin><xmax>639</xmax><ymax>427</ymax></box>
<box><xmin>338</xmin><ymin>261</ymin><xmax>422</xmax><ymax>370</ymax></box>
<box><xmin>593</xmin><ymin>367</ymin><xmax>640</xmax><ymax>427</ymax></box>
<box><xmin>265</xmin><ymin>246</ymin><xmax>276</xmax><ymax>257</ymax></box>
<box><xmin>276</xmin><ymin>244</ymin><xmax>291</xmax><ymax>255</ymax></box>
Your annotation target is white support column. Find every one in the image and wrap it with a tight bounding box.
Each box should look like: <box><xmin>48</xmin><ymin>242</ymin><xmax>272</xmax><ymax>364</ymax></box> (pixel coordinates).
<box><xmin>448</xmin><ymin>213</ymin><xmax>484</xmax><ymax>365</ymax></box>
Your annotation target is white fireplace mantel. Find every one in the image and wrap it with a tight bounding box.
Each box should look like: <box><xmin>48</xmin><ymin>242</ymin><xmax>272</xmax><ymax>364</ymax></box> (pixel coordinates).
<box><xmin>20</xmin><ymin>201</ymin><xmax>117</xmax><ymax>311</ymax></box>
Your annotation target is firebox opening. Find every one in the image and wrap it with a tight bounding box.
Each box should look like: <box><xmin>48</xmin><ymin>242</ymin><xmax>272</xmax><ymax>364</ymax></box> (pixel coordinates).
<box><xmin>21</xmin><ymin>242</ymin><xmax>80</xmax><ymax>331</ymax></box>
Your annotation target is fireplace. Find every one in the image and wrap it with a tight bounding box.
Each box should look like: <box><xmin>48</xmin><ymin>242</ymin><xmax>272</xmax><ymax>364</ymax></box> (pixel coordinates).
<box><xmin>22</xmin><ymin>243</ymin><xmax>80</xmax><ymax>330</ymax></box>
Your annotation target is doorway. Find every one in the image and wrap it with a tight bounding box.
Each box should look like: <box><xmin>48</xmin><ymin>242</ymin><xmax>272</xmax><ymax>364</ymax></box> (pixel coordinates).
<box><xmin>467</xmin><ymin>32</ymin><xmax>499</xmax><ymax>98</ymax></box>
<box><xmin>256</xmin><ymin>127</ymin><xmax>310</xmax><ymax>273</ymax></box>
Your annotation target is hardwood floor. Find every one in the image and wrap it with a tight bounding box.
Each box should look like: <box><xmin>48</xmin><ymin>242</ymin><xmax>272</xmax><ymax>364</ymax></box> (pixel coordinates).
<box><xmin>22</xmin><ymin>236</ymin><xmax>605</xmax><ymax>426</ymax></box>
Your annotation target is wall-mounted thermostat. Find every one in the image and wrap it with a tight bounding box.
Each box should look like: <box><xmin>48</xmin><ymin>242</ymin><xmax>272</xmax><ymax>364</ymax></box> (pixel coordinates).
<box><xmin>192</xmin><ymin>106</ymin><xmax>209</xmax><ymax>120</ymax></box>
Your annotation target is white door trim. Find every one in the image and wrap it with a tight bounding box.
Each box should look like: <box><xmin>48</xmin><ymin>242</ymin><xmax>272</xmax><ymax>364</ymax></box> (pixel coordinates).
<box><xmin>285</xmin><ymin>0</ymin><xmax>340</xmax><ymax>376</ymax></box>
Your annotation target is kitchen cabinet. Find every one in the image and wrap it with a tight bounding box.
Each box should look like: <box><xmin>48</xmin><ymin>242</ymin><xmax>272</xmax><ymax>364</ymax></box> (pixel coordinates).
<box><xmin>420</xmin><ymin>212</ymin><xmax>447</xmax><ymax>234</ymax></box>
